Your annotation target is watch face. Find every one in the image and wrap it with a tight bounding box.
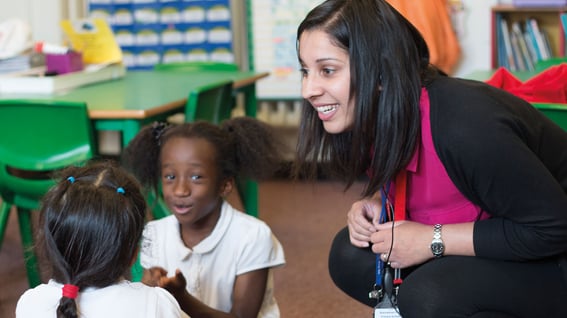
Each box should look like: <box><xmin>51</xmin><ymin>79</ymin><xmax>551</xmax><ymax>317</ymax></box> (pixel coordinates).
<box><xmin>431</xmin><ymin>242</ymin><xmax>444</xmax><ymax>257</ymax></box>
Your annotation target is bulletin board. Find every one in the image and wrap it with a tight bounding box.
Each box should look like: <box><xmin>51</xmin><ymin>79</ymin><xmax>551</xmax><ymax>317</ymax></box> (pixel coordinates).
<box><xmin>247</xmin><ymin>0</ymin><xmax>321</xmax><ymax>99</ymax></box>
<box><xmin>88</xmin><ymin>0</ymin><xmax>234</xmax><ymax>70</ymax></box>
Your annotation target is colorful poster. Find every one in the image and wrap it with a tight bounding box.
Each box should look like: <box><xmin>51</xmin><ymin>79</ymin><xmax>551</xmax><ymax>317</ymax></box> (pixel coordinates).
<box><xmin>250</xmin><ymin>0</ymin><xmax>320</xmax><ymax>99</ymax></box>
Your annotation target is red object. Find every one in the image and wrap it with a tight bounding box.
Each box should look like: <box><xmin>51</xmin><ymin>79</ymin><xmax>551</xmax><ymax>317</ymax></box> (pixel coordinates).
<box><xmin>62</xmin><ymin>284</ymin><xmax>79</xmax><ymax>299</ymax></box>
<box><xmin>34</xmin><ymin>41</ymin><xmax>70</xmax><ymax>55</ymax></box>
<box><xmin>485</xmin><ymin>65</ymin><xmax>567</xmax><ymax>104</ymax></box>
<box><xmin>394</xmin><ymin>170</ymin><xmax>407</xmax><ymax>222</ymax></box>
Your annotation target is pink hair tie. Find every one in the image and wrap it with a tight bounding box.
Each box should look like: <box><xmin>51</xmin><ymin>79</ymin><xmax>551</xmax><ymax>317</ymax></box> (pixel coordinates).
<box><xmin>62</xmin><ymin>284</ymin><xmax>79</xmax><ymax>299</ymax></box>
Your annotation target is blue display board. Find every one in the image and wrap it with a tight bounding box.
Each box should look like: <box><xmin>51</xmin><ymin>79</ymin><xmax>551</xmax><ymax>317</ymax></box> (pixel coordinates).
<box><xmin>88</xmin><ymin>0</ymin><xmax>233</xmax><ymax>70</ymax></box>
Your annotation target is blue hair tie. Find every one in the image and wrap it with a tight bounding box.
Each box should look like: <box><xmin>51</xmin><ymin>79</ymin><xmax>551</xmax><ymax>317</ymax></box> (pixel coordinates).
<box><xmin>116</xmin><ymin>187</ymin><xmax>125</xmax><ymax>194</ymax></box>
<box><xmin>67</xmin><ymin>176</ymin><xmax>75</xmax><ymax>183</ymax></box>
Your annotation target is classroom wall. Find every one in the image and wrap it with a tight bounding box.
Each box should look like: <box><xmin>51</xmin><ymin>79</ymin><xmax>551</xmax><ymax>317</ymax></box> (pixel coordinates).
<box><xmin>0</xmin><ymin>0</ymin><xmax>64</xmax><ymax>45</ymax></box>
<box><xmin>0</xmin><ymin>0</ymin><xmax>499</xmax><ymax>77</ymax></box>
<box><xmin>454</xmin><ymin>0</ymin><xmax>502</xmax><ymax>77</ymax></box>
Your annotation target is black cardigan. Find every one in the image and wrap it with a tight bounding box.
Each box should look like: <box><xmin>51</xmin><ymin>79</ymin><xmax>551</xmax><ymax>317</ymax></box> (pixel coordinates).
<box><xmin>427</xmin><ymin>74</ymin><xmax>567</xmax><ymax>267</ymax></box>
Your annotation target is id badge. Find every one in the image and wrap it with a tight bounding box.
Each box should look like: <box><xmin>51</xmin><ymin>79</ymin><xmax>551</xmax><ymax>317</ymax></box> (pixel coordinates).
<box><xmin>374</xmin><ymin>308</ymin><xmax>402</xmax><ymax>318</ymax></box>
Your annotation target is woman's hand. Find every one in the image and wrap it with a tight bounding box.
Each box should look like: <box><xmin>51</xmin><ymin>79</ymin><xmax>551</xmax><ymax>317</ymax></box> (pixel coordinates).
<box><xmin>370</xmin><ymin>221</ymin><xmax>433</xmax><ymax>268</ymax></box>
<box><xmin>347</xmin><ymin>197</ymin><xmax>382</xmax><ymax>247</ymax></box>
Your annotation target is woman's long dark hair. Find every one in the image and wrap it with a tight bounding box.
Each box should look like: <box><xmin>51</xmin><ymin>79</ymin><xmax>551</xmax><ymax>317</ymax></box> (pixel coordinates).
<box><xmin>294</xmin><ymin>0</ymin><xmax>432</xmax><ymax>197</ymax></box>
<box><xmin>38</xmin><ymin>161</ymin><xmax>147</xmax><ymax>318</ymax></box>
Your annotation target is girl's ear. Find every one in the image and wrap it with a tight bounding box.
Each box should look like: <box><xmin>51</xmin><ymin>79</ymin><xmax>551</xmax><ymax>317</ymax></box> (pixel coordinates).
<box><xmin>220</xmin><ymin>178</ymin><xmax>234</xmax><ymax>198</ymax></box>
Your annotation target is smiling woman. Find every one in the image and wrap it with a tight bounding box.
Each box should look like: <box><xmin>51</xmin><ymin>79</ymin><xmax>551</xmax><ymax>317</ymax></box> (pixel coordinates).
<box><xmin>292</xmin><ymin>1</ymin><xmax>567</xmax><ymax>317</ymax></box>
<box><xmin>298</xmin><ymin>30</ymin><xmax>353</xmax><ymax>134</ymax></box>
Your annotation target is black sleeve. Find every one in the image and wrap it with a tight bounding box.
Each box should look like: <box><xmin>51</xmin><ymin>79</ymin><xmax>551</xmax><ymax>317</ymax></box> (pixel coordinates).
<box><xmin>429</xmin><ymin>77</ymin><xmax>567</xmax><ymax>261</ymax></box>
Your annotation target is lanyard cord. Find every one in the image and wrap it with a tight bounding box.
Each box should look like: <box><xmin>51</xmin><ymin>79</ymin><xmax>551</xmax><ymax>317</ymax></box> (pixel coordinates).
<box><xmin>375</xmin><ymin>183</ymin><xmax>390</xmax><ymax>287</ymax></box>
<box><xmin>373</xmin><ymin>170</ymin><xmax>407</xmax><ymax>303</ymax></box>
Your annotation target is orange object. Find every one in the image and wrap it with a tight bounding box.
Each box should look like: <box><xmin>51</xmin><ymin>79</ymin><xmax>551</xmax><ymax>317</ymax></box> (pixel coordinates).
<box><xmin>387</xmin><ymin>0</ymin><xmax>461</xmax><ymax>75</ymax></box>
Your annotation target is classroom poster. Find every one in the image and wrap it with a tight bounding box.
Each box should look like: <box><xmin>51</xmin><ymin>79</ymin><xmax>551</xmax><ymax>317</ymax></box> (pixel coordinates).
<box><xmin>249</xmin><ymin>0</ymin><xmax>321</xmax><ymax>99</ymax></box>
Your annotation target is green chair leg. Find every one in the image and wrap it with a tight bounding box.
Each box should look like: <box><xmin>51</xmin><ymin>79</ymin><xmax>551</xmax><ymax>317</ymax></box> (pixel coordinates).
<box><xmin>130</xmin><ymin>252</ymin><xmax>144</xmax><ymax>282</ymax></box>
<box><xmin>17</xmin><ymin>208</ymin><xmax>41</xmax><ymax>287</ymax></box>
<box><xmin>147</xmin><ymin>191</ymin><xmax>170</xmax><ymax>220</ymax></box>
<box><xmin>235</xmin><ymin>178</ymin><xmax>258</xmax><ymax>218</ymax></box>
<box><xmin>0</xmin><ymin>201</ymin><xmax>12</xmax><ymax>249</ymax></box>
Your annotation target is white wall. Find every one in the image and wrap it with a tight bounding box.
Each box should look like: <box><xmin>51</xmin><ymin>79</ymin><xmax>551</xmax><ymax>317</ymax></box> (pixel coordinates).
<box><xmin>0</xmin><ymin>0</ymin><xmax>499</xmax><ymax>76</ymax></box>
<box><xmin>453</xmin><ymin>0</ymin><xmax>501</xmax><ymax>77</ymax></box>
<box><xmin>0</xmin><ymin>0</ymin><xmax>65</xmax><ymax>45</ymax></box>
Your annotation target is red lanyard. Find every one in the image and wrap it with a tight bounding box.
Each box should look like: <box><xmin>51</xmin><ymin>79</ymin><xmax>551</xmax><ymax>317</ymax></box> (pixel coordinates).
<box><xmin>394</xmin><ymin>169</ymin><xmax>407</xmax><ymax>221</ymax></box>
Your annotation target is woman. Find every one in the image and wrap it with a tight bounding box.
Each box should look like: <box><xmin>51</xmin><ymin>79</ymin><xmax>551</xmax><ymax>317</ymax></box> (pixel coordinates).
<box><xmin>293</xmin><ymin>0</ymin><xmax>567</xmax><ymax>317</ymax></box>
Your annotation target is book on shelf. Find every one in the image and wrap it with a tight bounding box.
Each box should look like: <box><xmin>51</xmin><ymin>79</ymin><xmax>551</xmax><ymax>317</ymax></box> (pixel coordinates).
<box><xmin>496</xmin><ymin>15</ymin><xmax>510</xmax><ymax>68</ymax></box>
<box><xmin>527</xmin><ymin>18</ymin><xmax>551</xmax><ymax>61</ymax></box>
<box><xmin>561</xmin><ymin>12</ymin><xmax>567</xmax><ymax>45</ymax></box>
<box><xmin>500</xmin><ymin>17</ymin><xmax>517</xmax><ymax>70</ymax></box>
<box><xmin>511</xmin><ymin>21</ymin><xmax>535</xmax><ymax>71</ymax></box>
<box><xmin>496</xmin><ymin>15</ymin><xmax>556</xmax><ymax>71</ymax></box>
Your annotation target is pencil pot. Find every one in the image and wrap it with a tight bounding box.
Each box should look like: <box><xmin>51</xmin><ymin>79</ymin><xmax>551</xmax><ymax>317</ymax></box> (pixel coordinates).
<box><xmin>45</xmin><ymin>51</ymin><xmax>84</xmax><ymax>75</ymax></box>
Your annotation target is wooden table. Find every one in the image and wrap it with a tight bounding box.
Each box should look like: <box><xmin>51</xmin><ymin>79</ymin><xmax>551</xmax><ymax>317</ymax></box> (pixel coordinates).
<box><xmin>0</xmin><ymin>69</ymin><xmax>269</xmax><ymax>146</ymax></box>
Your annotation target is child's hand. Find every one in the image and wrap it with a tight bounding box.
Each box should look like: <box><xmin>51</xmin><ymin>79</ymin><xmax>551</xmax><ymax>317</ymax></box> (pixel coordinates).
<box><xmin>159</xmin><ymin>269</ymin><xmax>187</xmax><ymax>297</ymax></box>
<box><xmin>142</xmin><ymin>266</ymin><xmax>168</xmax><ymax>287</ymax></box>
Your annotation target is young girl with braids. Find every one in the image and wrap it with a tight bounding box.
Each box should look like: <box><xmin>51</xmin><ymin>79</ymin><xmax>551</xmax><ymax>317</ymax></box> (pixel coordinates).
<box><xmin>15</xmin><ymin>161</ymin><xmax>188</xmax><ymax>318</ymax></box>
<box><xmin>121</xmin><ymin>117</ymin><xmax>286</xmax><ymax>318</ymax></box>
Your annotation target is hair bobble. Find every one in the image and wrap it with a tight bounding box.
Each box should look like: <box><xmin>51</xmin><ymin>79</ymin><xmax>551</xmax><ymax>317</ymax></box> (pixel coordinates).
<box><xmin>116</xmin><ymin>187</ymin><xmax>125</xmax><ymax>194</ymax></box>
<box><xmin>62</xmin><ymin>284</ymin><xmax>79</xmax><ymax>299</ymax></box>
<box><xmin>67</xmin><ymin>176</ymin><xmax>75</xmax><ymax>183</ymax></box>
<box><xmin>152</xmin><ymin>121</ymin><xmax>168</xmax><ymax>145</ymax></box>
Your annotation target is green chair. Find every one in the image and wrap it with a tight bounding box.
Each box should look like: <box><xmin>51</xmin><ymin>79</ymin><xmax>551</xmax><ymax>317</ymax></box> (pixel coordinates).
<box><xmin>533</xmin><ymin>103</ymin><xmax>567</xmax><ymax>132</ymax></box>
<box><xmin>186</xmin><ymin>79</ymin><xmax>235</xmax><ymax>124</ymax></box>
<box><xmin>0</xmin><ymin>99</ymin><xmax>97</xmax><ymax>287</ymax></box>
<box><xmin>155</xmin><ymin>61</ymin><xmax>239</xmax><ymax>124</ymax></box>
<box><xmin>534</xmin><ymin>57</ymin><xmax>567</xmax><ymax>73</ymax></box>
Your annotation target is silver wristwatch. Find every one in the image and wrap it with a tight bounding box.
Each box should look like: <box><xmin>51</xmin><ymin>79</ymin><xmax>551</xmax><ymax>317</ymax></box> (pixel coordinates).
<box><xmin>430</xmin><ymin>224</ymin><xmax>445</xmax><ymax>258</ymax></box>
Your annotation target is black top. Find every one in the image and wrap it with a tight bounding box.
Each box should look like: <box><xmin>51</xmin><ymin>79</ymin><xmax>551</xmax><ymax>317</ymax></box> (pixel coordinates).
<box><xmin>427</xmin><ymin>74</ymin><xmax>567</xmax><ymax>262</ymax></box>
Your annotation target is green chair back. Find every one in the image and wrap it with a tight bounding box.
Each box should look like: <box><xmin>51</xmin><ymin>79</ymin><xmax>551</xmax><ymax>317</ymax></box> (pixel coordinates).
<box><xmin>534</xmin><ymin>57</ymin><xmax>567</xmax><ymax>73</ymax></box>
<box><xmin>154</xmin><ymin>61</ymin><xmax>239</xmax><ymax>72</ymax></box>
<box><xmin>186</xmin><ymin>79</ymin><xmax>234</xmax><ymax>124</ymax></box>
<box><xmin>0</xmin><ymin>99</ymin><xmax>97</xmax><ymax>287</ymax></box>
<box><xmin>534</xmin><ymin>103</ymin><xmax>567</xmax><ymax>132</ymax></box>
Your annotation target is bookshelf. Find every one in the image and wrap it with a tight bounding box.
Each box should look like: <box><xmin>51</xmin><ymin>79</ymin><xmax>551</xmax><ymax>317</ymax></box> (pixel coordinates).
<box><xmin>491</xmin><ymin>5</ymin><xmax>567</xmax><ymax>70</ymax></box>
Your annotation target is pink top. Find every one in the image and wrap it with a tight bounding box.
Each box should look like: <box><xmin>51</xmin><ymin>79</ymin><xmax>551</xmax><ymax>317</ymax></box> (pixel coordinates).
<box><xmin>391</xmin><ymin>88</ymin><xmax>489</xmax><ymax>225</ymax></box>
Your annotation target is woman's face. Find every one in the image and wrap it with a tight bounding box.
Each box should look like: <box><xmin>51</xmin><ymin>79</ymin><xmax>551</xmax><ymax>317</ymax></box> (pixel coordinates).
<box><xmin>299</xmin><ymin>29</ymin><xmax>355</xmax><ymax>134</ymax></box>
<box><xmin>159</xmin><ymin>136</ymin><xmax>230</xmax><ymax>230</ymax></box>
